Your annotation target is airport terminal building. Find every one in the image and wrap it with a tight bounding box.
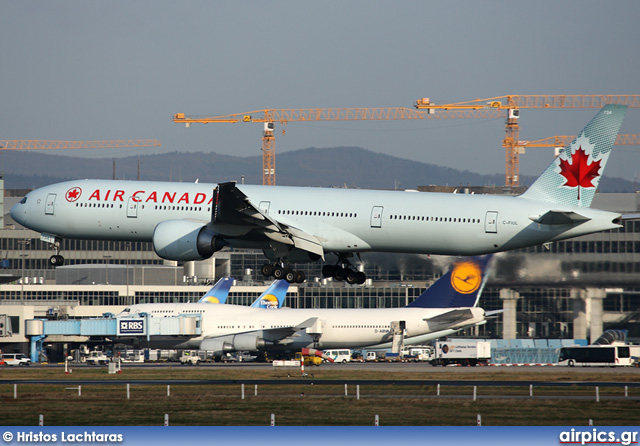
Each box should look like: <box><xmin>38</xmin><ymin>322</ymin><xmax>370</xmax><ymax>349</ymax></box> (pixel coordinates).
<box><xmin>1</xmin><ymin>187</ymin><xmax>640</xmax><ymax>353</ymax></box>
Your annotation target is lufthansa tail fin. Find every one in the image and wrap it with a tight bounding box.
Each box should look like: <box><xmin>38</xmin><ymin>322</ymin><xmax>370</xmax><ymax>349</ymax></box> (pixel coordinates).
<box><xmin>251</xmin><ymin>279</ymin><xmax>289</xmax><ymax>309</ymax></box>
<box><xmin>520</xmin><ymin>104</ymin><xmax>627</xmax><ymax>208</ymax></box>
<box><xmin>197</xmin><ymin>277</ymin><xmax>235</xmax><ymax>304</ymax></box>
<box><xmin>406</xmin><ymin>255</ymin><xmax>492</xmax><ymax>308</ymax></box>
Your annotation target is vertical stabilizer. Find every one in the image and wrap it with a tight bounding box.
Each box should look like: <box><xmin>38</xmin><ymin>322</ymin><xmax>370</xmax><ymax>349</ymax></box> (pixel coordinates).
<box><xmin>197</xmin><ymin>277</ymin><xmax>235</xmax><ymax>304</ymax></box>
<box><xmin>251</xmin><ymin>279</ymin><xmax>289</xmax><ymax>308</ymax></box>
<box><xmin>406</xmin><ymin>256</ymin><xmax>493</xmax><ymax>308</ymax></box>
<box><xmin>520</xmin><ymin>104</ymin><xmax>627</xmax><ymax>207</ymax></box>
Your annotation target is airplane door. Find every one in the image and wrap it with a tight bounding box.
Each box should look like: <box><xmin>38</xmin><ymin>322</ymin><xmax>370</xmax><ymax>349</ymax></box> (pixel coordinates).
<box><xmin>259</xmin><ymin>201</ymin><xmax>271</xmax><ymax>215</ymax></box>
<box><xmin>485</xmin><ymin>211</ymin><xmax>498</xmax><ymax>233</ymax></box>
<box><xmin>45</xmin><ymin>194</ymin><xmax>57</xmax><ymax>215</ymax></box>
<box><xmin>370</xmin><ymin>206</ymin><xmax>383</xmax><ymax>228</ymax></box>
<box><xmin>127</xmin><ymin>197</ymin><xmax>138</xmax><ymax>218</ymax></box>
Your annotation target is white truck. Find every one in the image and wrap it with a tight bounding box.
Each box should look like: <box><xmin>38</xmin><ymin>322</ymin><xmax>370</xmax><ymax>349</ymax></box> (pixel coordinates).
<box><xmin>180</xmin><ymin>350</ymin><xmax>201</xmax><ymax>365</ymax></box>
<box><xmin>85</xmin><ymin>350</ymin><xmax>110</xmax><ymax>365</ymax></box>
<box><xmin>431</xmin><ymin>340</ymin><xmax>491</xmax><ymax>366</ymax></box>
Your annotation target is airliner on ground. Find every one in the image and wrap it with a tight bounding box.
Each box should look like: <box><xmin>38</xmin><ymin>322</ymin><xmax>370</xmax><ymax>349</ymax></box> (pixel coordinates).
<box><xmin>10</xmin><ymin>105</ymin><xmax>629</xmax><ymax>283</ymax></box>
<box><xmin>116</xmin><ymin>256</ymin><xmax>493</xmax><ymax>357</ymax></box>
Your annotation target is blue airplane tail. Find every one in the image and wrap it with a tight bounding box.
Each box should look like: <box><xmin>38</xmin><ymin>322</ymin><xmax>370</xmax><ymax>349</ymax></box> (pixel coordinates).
<box><xmin>406</xmin><ymin>256</ymin><xmax>492</xmax><ymax>308</ymax></box>
<box><xmin>197</xmin><ymin>277</ymin><xmax>235</xmax><ymax>304</ymax></box>
<box><xmin>251</xmin><ymin>279</ymin><xmax>290</xmax><ymax>308</ymax></box>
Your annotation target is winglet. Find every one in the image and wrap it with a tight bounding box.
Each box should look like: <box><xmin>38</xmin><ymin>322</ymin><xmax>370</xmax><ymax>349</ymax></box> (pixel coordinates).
<box><xmin>520</xmin><ymin>104</ymin><xmax>627</xmax><ymax>207</ymax></box>
<box><xmin>197</xmin><ymin>277</ymin><xmax>235</xmax><ymax>304</ymax></box>
<box><xmin>406</xmin><ymin>255</ymin><xmax>492</xmax><ymax>308</ymax></box>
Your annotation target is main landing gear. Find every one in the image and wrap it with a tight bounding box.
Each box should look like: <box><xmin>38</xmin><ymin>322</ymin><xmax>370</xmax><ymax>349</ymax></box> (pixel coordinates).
<box><xmin>261</xmin><ymin>263</ymin><xmax>306</xmax><ymax>284</ymax></box>
<box><xmin>322</xmin><ymin>262</ymin><xmax>366</xmax><ymax>285</ymax></box>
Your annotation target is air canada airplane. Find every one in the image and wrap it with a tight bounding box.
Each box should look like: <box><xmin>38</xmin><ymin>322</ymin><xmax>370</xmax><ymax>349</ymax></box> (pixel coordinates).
<box><xmin>116</xmin><ymin>256</ymin><xmax>493</xmax><ymax>356</ymax></box>
<box><xmin>10</xmin><ymin>105</ymin><xmax>630</xmax><ymax>283</ymax></box>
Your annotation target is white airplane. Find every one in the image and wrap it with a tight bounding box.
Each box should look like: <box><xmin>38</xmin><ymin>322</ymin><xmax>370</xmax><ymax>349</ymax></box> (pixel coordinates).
<box><xmin>116</xmin><ymin>255</ymin><xmax>493</xmax><ymax>357</ymax></box>
<box><xmin>10</xmin><ymin>105</ymin><xmax>629</xmax><ymax>283</ymax></box>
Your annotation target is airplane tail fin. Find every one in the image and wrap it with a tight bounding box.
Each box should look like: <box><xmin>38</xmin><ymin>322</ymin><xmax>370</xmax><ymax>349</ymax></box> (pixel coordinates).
<box><xmin>251</xmin><ymin>279</ymin><xmax>290</xmax><ymax>309</ymax></box>
<box><xmin>197</xmin><ymin>277</ymin><xmax>235</xmax><ymax>304</ymax></box>
<box><xmin>520</xmin><ymin>104</ymin><xmax>627</xmax><ymax>208</ymax></box>
<box><xmin>406</xmin><ymin>255</ymin><xmax>492</xmax><ymax>308</ymax></box>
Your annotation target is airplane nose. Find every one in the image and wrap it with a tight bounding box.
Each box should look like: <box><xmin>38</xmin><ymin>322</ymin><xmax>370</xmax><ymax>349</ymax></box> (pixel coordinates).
<box><xmin>10</xmin><ymin>200</ymin><xmax>27</xmax><ymax>226</ymax></box>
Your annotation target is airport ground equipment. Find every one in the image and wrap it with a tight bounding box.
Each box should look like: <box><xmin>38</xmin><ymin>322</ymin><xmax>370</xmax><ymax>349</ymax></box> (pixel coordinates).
<box><xmin>431</xmin><ymin>340</ymin><xmax>491</xmax><ymax>366</ymax></box>
<box><xmin>25</xmin><ymin>314</ymin><xmax>202</xmax><ymax>363</ymax></box>
<box><xmin>179</xmin><ymin>350</ymin><xmax>201</xmax><ymax>365</ymax></box>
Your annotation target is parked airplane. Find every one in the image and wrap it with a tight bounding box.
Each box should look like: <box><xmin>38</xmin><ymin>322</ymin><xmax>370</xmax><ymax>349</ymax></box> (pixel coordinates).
<box><xmin>197</xmin><ymin>277</ymin><xmax>234</xmax><ymax>303</ymax></box>
<box><xmin>116</xmin><ymin>256</ymin><xmax>493</xmax><ymax>356</ymax></box>
<box><xmin>198</xmin><ymin>277</ymin><xmax>289</xmax><ymax>308</ymax></box>
<box><xmin>10</xmin><ymin>105</ymin><xmax>629</xmax><ymax>283</ymax></box>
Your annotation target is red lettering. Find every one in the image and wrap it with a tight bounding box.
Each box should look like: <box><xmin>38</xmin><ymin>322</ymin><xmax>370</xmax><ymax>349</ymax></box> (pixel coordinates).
<box><xmin>132</xmin><ymin>190</ymin><xmax>145</xmax><ymax>203</ymax></box>
<box><xmin>104</xmin><ymin>190</ymin><xmax>111</xmax><ymax>201</ymax></box>
<box><xmin>114</xmin><ymin>190</ymin><xmax>125</xmax><ymax>202</ymax></box>
<box><xmin>162</xmin><ymin>192</ymin><xmax>176</xmax><ymax>203</ymax></box>
<box><xmin>146</xmin><ymin>191</ymin><xmax>158</xmax><ymax>203</ymax></box>
<box><xmin>194</xmin><ymin>193</ymin><xmax>206</xmax><ymax>204</ymax></box>
<box><xmin>177</xmin><ymin>192</ymin><xmax>189</xmax><ymax>204</ymax></box>
<box><xmin>207</xmin><ymin>197</ymin><xmax>213</xmax><ymax>205</ymax></box>
<box><xmin>88</xmin><ymin>190</ymin><xmax>100</xmax><ymax>201</ymax></box>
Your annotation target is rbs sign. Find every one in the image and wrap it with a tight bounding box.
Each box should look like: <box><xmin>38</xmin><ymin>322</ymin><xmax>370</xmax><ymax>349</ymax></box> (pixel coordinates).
<box><xmin>119</xmin><ymin>320</ymin><xmax>145</xmax><ymax>335</ymax></box>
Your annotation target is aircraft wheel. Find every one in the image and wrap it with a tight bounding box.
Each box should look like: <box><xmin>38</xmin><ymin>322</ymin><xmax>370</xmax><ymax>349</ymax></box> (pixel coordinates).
<box><xmin>356</xmin><ymin>272</ymin><xmax>366</xmax><ymax>284</ymax></box>
<box><xmin>334</xmin><ymin>267</ymin><xmax>347</xmax><ymax>281</ymax></box>
<box><xmin>261</xmin><ymin>264</ymin><xmax>274</xmax><ymax>277</ymax></box>
<box><xmin>284</xmin><ymin>270</ymin><xmax>296</xmax><ymax>284</ymax></box>
<box><xmin>295</xmin><ymin>270</ymin><xmax>306</xmax><ymax>283</ymax></box>
<box><xmin>322</xmin><ymin>265</ymin><xmax>336</xmax><ymax>277</ymax></box>
<box><xmin>345</xmin><ymin>270</ymin><xmax>357</xmax><ymax>284</ymax></box>
<box><xmin>273</xmin><ymin>266</ymin><xmax>285</xmax><ymax>280</ymax></box>
<box><xmin>49</xmin><ymin>255</ymin><xmax>64</xmax><ymax>267</ymax></box>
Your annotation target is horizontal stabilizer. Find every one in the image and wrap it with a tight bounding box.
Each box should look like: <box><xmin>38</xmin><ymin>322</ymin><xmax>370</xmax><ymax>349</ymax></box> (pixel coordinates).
<box><xmin>425</xmin><ymin>308</ymin><xmax>475</xmax><ymax>325</ymax></box>
<box><xmin>529</xmin><ymin>210</ymin><xmax>591</xmax><ymax>226</ymax></box>
<box><xmin>621</xmin><ymin>213</ymin><xmax>640</xmax><ymax>221</ymax></box>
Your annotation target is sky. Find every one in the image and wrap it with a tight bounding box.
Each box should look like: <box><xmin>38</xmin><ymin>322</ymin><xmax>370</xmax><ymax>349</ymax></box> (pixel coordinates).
<box><xmin>2</xmin><ymin>1</ymin><xmax>640</xmax><ymax>183</ymax></box>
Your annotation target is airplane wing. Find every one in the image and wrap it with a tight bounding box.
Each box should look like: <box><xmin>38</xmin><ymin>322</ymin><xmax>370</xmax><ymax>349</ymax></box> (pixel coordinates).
<box><xmin>211</xmin><ymin>182</ymin><xmax>324</xmax><ymax>259</ymax></box>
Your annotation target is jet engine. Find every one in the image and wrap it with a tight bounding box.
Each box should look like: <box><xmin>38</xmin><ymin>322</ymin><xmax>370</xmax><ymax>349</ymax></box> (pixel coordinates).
<box><xmin>199</xmin><ymin>334</ymin><xmax>271</xmax><ymax>355</ymax></box>
<box><xmin>152</xmin><ymin>219</ymin><xmax>226</xmax><ymax>261</ymax></box>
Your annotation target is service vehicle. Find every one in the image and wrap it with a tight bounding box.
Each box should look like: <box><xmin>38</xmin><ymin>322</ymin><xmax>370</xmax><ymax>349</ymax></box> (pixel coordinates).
<box><xmin>1</xmin><ymin>353</ymin><xmax>31</xmax><ymax>366</ymax></box>
<box><xmin>559</xmin><ymin>345</ymin><xmax>640</xmax><ymax>367</ymax></box>
<box><xmin>295</xmin><ymin>352</ymin><xmax>323</xmax><ymax>366</ymax></box>
<box><xmin>323</xmin><ymin>349</ymin><xmax>351</xmax><ymax>363</ymax></box>
<box><xmin>180</xmin><ymin>350</ymin><xmax>201</xmax><ymax>365</ymax></box>
<box><xmin>431</xmin><ymin>340</ymin><xmax>491</xmax><ymax>366</ymax></box>
<box><xmin>85</xmin><ymin>350</ymin><xmax>109</xmax><ymax>365</ymax></box>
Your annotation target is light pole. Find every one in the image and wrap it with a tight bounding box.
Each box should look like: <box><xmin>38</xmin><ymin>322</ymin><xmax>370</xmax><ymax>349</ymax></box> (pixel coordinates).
<box><xmin>18</xmin><ymin>239</ymin><xmax>30</xmax><ymax>304</ymax></box>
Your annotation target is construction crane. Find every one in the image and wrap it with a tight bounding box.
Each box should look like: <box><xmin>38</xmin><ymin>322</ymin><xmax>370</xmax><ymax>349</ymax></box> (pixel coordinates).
<box><xmin>173</xmin><ymin>108</ymin><xmax>505</xmax><ymax>186</ymax></box>
<box><xmin>415</xmin><ymin>95</ymin><xmax>640</xmax><ymax>186</ymax></box>
<box><xmin>0</xmin><ymin>139</ymin><xmax>161</xmax><ymax>150</ymax></box>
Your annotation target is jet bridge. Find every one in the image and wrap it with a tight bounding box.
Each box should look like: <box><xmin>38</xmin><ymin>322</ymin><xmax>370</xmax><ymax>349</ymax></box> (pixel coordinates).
<box><xmin>25</xmin><ymin>313</ymin><xmax>202</xmax><ymax>363</ymax></box>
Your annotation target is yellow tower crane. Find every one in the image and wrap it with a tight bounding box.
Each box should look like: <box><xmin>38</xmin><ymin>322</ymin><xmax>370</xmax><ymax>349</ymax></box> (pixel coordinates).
<box><xmin>173</xmin><ymin>108</ymin><xmax>504</xmax><ymax>185</ymax></box>
<box><xmin>0</xmin><ymin>139</ymin><xmax>161</xmax><ymax>150</ymax></box>
<box><xmin>415</xmin><ymin>95</ymin><xmax>640</xmax><ymax>186</ymax></box>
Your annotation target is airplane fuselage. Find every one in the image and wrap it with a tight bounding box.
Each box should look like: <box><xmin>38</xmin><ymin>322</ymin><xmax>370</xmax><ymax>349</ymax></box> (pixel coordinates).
<box><xmin>10</xmin><ymin>179</ymin><xmax>622</xmax><ymax>256</ymax></box>
<box><xmin>119</xmin><ymin>303</ymin><xmax>485</xmax><ymax>350</ymax></box>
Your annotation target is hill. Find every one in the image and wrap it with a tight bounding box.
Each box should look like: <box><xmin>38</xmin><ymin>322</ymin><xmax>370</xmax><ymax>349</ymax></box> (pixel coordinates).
<box><xmin>0</xmin><ymin>146</ymin><xmax>634</xmax><ymax>192</ymax></box>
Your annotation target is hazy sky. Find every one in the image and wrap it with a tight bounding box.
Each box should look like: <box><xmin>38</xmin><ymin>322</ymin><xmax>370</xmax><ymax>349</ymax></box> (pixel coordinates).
<box><xmin>2</xmin><ymin>1</ymin><xmax>639</xmax><ymax>182</ymax></box>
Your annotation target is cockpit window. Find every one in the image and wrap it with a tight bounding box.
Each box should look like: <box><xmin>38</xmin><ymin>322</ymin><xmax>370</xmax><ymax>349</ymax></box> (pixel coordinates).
<box><xmin>20</xmin><ymin>197</ymin><xmax>27</xmax><ymax>204</ymax></box>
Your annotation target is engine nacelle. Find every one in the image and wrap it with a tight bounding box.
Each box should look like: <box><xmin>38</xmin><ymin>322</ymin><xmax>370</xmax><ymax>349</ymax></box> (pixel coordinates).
<box><xmin>199</xmin><ymin>338</ymin><xmax>233</xmax><ymax>356</ymax></box>
<box><xmin>152</xmin><ymin>220</ymin><xmax>226</xmax><ymax>261</ymax></box>
<box><xmin>230</xmin><ymin>334</ymin><xmax>270</xmax><ymax>352</ymax></box>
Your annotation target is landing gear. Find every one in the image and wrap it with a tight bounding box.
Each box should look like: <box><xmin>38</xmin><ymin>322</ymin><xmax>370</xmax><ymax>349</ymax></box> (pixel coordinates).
<box><xmin>48</xmin><ymin>240</ymin><xmax>64</xmax><ymax>267</ymax></box>
<box><xmin>261</xmin><ymin>262</ymin><xmax>306</xmax><ymax>284</ymax></box>
<box><xmin>322</xmin><ymin>258</ymin><xmax>366</xmax><ymax>285</ymax></box>
<box><xmin>49</xmin><ymin>254</ymin><xmax>65</xmax><ymax>266</ymax></box>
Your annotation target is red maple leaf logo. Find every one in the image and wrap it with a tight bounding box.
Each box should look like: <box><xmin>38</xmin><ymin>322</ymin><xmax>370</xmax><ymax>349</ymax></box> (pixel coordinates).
<box><xmin>558</xmin><ymin>146</ymin><xmax>601</xmax><ymax>200</ymax></box>
<box><xmin>65</xmin><ymin>187</ymin><xmax>82</xmax><ymax>202</ymax></box>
